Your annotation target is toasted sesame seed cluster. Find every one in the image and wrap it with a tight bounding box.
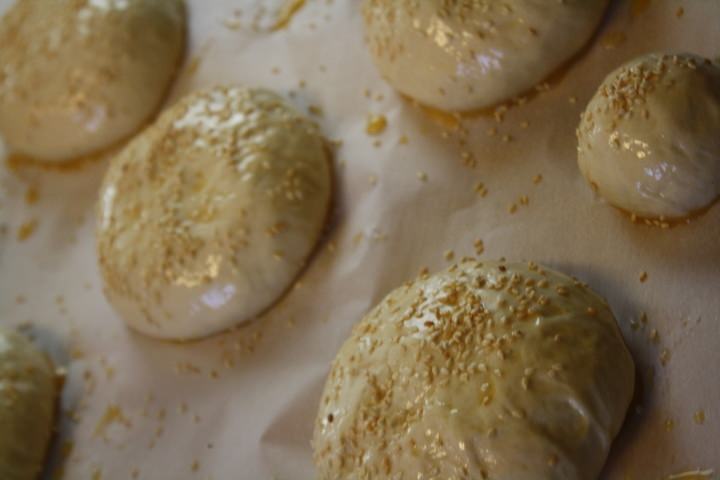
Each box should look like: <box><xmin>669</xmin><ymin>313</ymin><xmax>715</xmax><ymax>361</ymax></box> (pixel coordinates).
<box><xmin>0</xmin><ymin>0</ymin><xmax>186</xmax><ymax>163</ymax></box>
<box><xmin>97</xmin><ymin>86</ymin><xmax>332</xmax><ymax>340</ymax></box>
<box><xmin>362</xmin><ymin>0</ymin><xmax>609</xmax><ymax>111</ymax></box>
<box><xmin>314</xmin><ymin>260</ymin><xmax>635</xmax><ymax>479</ymax></box>
<box><xmin>578</xmin><ymin>53</ymin><xmax>720</xmax><ymax>220</ymax></box>
<box><xmin>0</xmin><ymin>327</ymin><xmax>57</xmax><ymax>480</ymax></box>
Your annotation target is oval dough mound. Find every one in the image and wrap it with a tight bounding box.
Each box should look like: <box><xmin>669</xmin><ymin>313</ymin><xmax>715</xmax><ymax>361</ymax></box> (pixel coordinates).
<box><xmin>362</xmin><ymin>0</ymin><xmax>609</xmax><ymax>111</ymax></box>
<box><xmin>97</xmin><ymin>86</ymin><xmax>332</xmax><ymax>341</ymax></box>
<box><xmin>0</xmin><ymin>328</ymin><xmax>57</xmax><ymax>480</ymax></box>
<box><xmin>578</xmin><ymin>53</ymin><xmax>720</xmax><ymax>220</ymax></box>
<box><xmin>314</xmin><ymin>260</ymin><xmax>635</xmax><ymax>480</ymax></box>
<box><xmin>0</xmin><ymin>0</ymin><xmax>186</xmax><ymax>163</ymax></box>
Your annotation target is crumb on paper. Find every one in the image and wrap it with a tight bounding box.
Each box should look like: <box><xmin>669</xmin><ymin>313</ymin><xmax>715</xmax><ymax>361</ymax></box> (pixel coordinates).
<box><xmin>693</xmin><ymin>410</ymin><xmax>706</xmax><ymax>425</ymax></box>
<box><xmin>398</xmin><ymin>134</ymin><xmax>409</xmax><ymax>145</ymax></box>
<box><xmin>416</xmin><ymin>171</ymin><xmax>428</xmax><ymax>182</ymax></box>
<box><xmin>639</xmin><ymin>271</ymin><xmax>648</xmax><ymax>283</ymax></box>
<box><xmin>443</xmin><ymin>250</ymin><xmax>455</xmax><ymax>261</ymax></box>
<box><xmin>676</xmin><ymin>7</ymin><xmax>684</xmax><ymax>18</ymax></box>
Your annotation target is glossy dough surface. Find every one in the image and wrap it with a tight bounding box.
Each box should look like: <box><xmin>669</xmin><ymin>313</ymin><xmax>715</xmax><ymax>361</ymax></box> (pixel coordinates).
<box><xmin>97</xmin><ymin>87</ymin><xmax>332</xmax><ymax>341</ymax></box>
<box><xmin>0</xmin><ymin>0</ymin><xmax>186</xmax><ymax>163</ymax></box>
<box><xmin>578</xmin><ymin>53</ymin><xmax>720</xmax><ymax>219</ymax></box>
<box><xmin>314</xmin><ymin>260</ymin><xmax>635</xmax><ymax>480</ymax></box>
<box><xmin>0</xmin><ymin>328</ymin><xmax>56</xmax><ymax>480</ymax></box>
<box><xmin>362</xmin><ymin>0</ymin><xmax>609</xmax><ymax>111</ymax></box>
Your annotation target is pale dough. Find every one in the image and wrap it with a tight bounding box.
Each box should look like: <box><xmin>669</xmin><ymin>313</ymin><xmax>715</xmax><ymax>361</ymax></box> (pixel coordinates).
<box><xmin>0</xmin><ymin>327</ymin><xmax>57</xmax><ymax>480</ymax></box>
<box><xmin>314</xmin><ymin>260</ymin><xmax>635</xmax><ymax>480</ymax></box>
<box><xmin>362</xmin><ymin>0</ymin><xmax>609</xmax><ymax>111</ymax></box>
<box><xmin>97</xmin><ymin>86</ymin><xmax>332</xmax><ymax>341</ymax></box>
<box><xmin>578</xmin><ymin>53</ymin><xmax>720</xmax><ymax>220</ymax></box>
<box><xmin>0</xmin><ymin>0</ymin><xmax>186</xmax><ymax>163</ymax></box>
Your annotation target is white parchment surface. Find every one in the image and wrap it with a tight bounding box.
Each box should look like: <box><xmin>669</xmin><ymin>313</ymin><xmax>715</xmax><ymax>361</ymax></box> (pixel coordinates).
<box><xmin>0</xmin><ymin>1</ymin><xmax>719</xmax><ymax>479</ymax></box>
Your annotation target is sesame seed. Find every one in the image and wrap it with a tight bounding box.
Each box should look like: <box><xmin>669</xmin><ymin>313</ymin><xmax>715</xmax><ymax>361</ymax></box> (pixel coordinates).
<box><xmin>366</xmin><ymin>114</ymin><xmax>388</xmax><ymax>135</ymax></box>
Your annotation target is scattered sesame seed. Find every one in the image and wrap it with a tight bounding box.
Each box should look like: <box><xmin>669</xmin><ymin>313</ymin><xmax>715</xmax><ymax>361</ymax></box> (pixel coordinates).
<box><xmin>17</xmin><ymin>219</ymin><xmax>38</xmax><ymax>241</ymax></box>
<box><xmin>366</xmin><ymin>114</ymin><xmax>388</xmax><ymax>135</ymax></box>
<box><xmin>308</xmin><ymin>105</ymin><xmax>323</xmax><ymax>116</ymax></box>
<box><xmin>664</xmin><ymin>418</ymin><xmax>675</xmax><ymax>432</ymax></box>
<box><xmin>25</xmin><ymin>186</ymin><xmax>39</xmax><ymax>205</ymax></box>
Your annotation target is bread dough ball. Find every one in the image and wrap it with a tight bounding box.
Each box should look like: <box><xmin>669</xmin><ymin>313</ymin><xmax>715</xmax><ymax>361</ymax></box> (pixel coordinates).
<box><xmin>362</xmin><ymin>0</ymin><xmax>609</xmax><ymax>111</ymax></box>
<box><xmin>0</xmin><ymin>0</ymin><xmax>186</xmax><ymax>163</ymax></box>
<box><xmin>314</xmin><ymin>260</ymin><xmax>635</xmax><ymax>479</ymax></box>
<box><xmin>97</xmin><ymin>86</ymin><xmax>332</xmax><ymax>341</ymax></box>
<box><xmin>578</xmin><ymin>53</ymin><xmax>720</xmax><ymax>220</ymax></box>
<box><xmin>0</xmin><ymin>327</ymin><xmax>57</xmax><ymax>480</ymax></box>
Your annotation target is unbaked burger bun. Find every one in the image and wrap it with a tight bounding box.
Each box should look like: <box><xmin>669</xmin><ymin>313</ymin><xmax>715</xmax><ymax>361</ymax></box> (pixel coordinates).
<box><xmin>0</xmin><ymin>327</ymin><xmax>58</xmax><ymax>480</ymax></box>
<box><xmin>0</xmin><ymin>0</ymin><xmax>186</xmax><ymax>163</ymax></box>
<box><xmin>97</xmin><ymin>86</ymin><xmax>332</xmax><ymax>341</ymax></box>
<box><xmin>362</xmin><ymin>0</ymin><xmax>609</xmax><ymax>111</ymax></box>
<box><xmin>578</xmin><ymin>53</ymin><xmax>720</xmax><ymax>220</ymax></box>
<box><xmin>314</xmin><ymin>259</ymin><xmax>635</xmax><ymax>479</ymax></box>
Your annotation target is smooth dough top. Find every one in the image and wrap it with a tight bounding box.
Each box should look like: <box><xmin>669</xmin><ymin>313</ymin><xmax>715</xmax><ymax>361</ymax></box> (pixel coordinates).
<box><xmin>0</xmin><ymin>327</ymin><xmax>57</xmax><ymax>480</ymax></box>
<box><xmin>314</xmin><ymin>260</ymin><xmax>635</xmax><ymax>480</ymax></box>
<box><xmin>362</xmin><ymin>0</ymin><xmax>609</xmax><ymax>111</ymax></box>
<box><xmin>0</xmin><ymin>0</ymin><xmax>186</xmax><ymax>162</ymax></box>
<box><xmin>97</xmin><ymin>86</ymin><xmax>332</xmax><ymax>341</ymax></box>
<box><xmin>577</xmin><ymin>53</ymin><xmax>720</xmax><ymax>219</ymax></box>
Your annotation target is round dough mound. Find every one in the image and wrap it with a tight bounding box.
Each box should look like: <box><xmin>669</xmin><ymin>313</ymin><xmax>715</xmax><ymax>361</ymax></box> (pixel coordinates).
<box><xmin>97</xmin><ymin>86</ymin><xmax>332</xmax><ymax>341</ymax></box>
<box><xmin>578</xmin><ymin>53</ymin><xmax>720</xmax><ymax>220</ymax></box>
<box><xmin>0</xmin><ymin>0</ymin><xmax>186</xmax><ymax>163</ymax></box>
<box><xmin>362</xmin><ymin>0</ymin><xmax>609</xmax><ymax>111</ymax></box>
<box><xmin>314</xmin><ymin>260</ymin><xmax>634</xmax><ymax>479</ymax></box>
<box><xmin>0</xmin><ymin>328</ymin><xmax>57</xmax><ymax>480</ymax></box>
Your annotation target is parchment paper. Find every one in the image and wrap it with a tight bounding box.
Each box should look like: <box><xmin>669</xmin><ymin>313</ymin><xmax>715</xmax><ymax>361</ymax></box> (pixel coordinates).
<box><xmin>0</xmin><ymin>0</ymin><xmax>719</xmax><ymax>479</ymax></box>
